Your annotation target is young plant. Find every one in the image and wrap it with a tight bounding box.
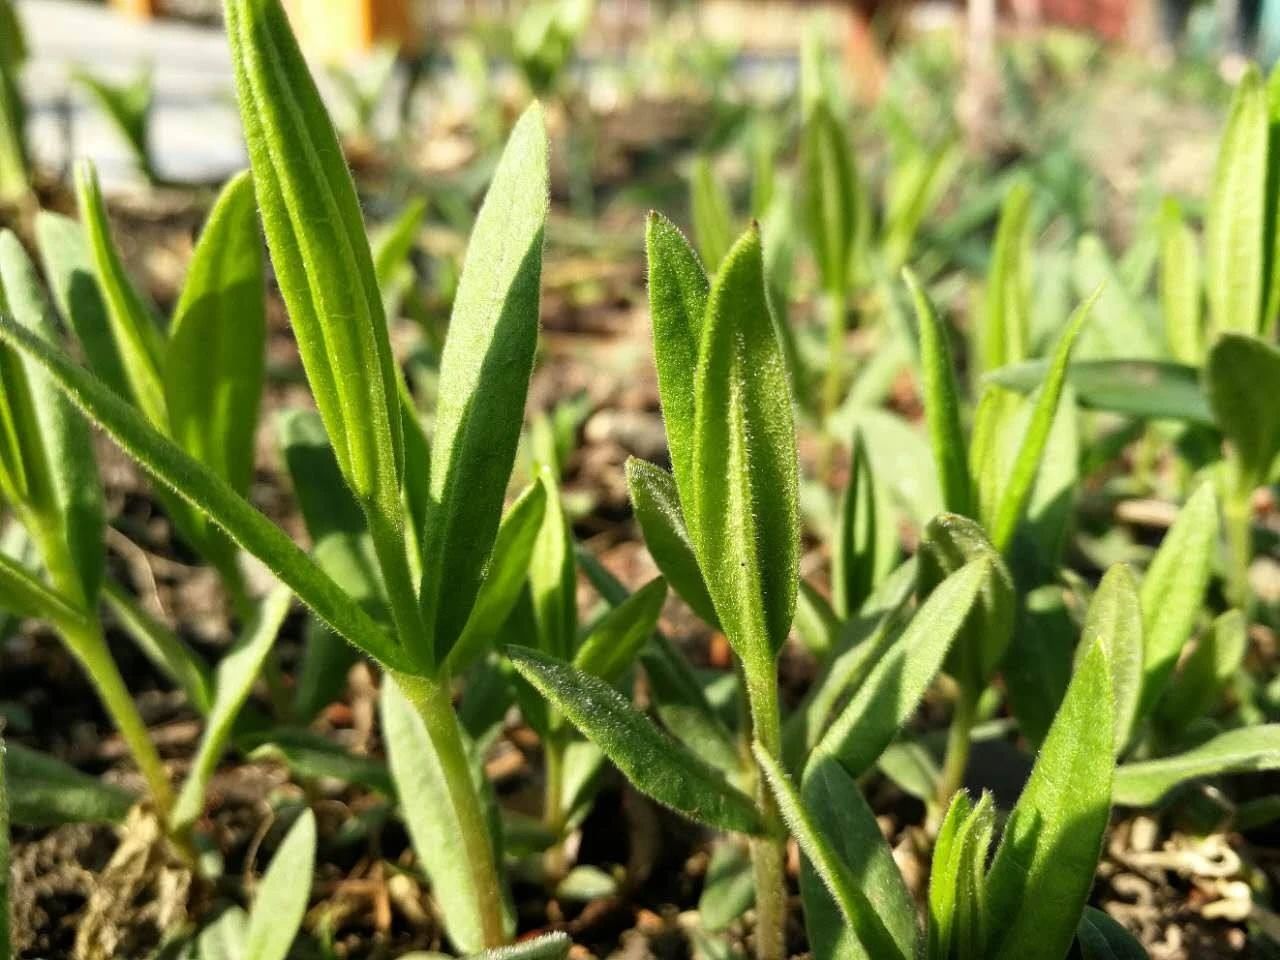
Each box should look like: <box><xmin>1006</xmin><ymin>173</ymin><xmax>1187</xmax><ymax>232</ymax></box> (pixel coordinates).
<box><xmin>0</xmin><ymin>0</ymin><xmax>549</xmax><ymax>947</ymax></box>
<box><xmin>508</xmin><ymin>215</ymin><xmax>1000</xmax><ymax>960</ymax></box>
<box><xmin>71</xmin><ymin>65</ymin><xmax>159</xmax><ymax>184</ymax></box>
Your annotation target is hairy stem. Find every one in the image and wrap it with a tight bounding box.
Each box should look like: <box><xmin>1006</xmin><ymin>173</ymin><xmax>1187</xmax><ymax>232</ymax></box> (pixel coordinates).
<box><xmin>934</xmin><ymin>689</ymin><xmax>976</xmax><ymax>823</ymax></box>
<box><xmin>542</xmin><ymin>728</ymin><xmax>568</xmax><ymax>882</ymax></box>
<box><xmin>393</xmin><ymin>670</ymin><xmax>508</xmax><ymax>948</ymax></box>
<box><xmin>366</xmin><ymin>506</ymin><xmax>428</xmax><ymax>666</ymax></box>
<box><xmin>1224</xmin><ymin>479</ymin><xmax>1253</xmax><ymax>612</ymax></box>
<box><xmin>26</xmin><ymin>512</ymin><xmax>173</xmax><ymax>819</ymax></box>
<box><xmin>745</xmin><ymin>663</ymin><xmax>787</xmax><ymax>960</ymax></box>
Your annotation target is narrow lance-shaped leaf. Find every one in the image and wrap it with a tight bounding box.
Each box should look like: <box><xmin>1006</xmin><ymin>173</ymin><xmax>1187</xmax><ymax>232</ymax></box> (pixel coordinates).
<box><xmin>690</xmin><ymin>155</ymin><xmax>733</xmax><ymax>272</ymax></box>
<box><xmin>989</xmin><ymin>289</ymin><xmax>1097</xmax><ymax>553</ymax></box>
<box><xmin>831</xmin><ymin>429</ymin><xmax>878</xmax><ymax>619</ymax></box>
<box><xmin>0</xmin><ymin>551</ymin><xmax>92</xmax><ymax>636</ymax></box>
<box><xmin>574</xmin><ymin>576</ymin><xmax>667</xmax><ymax>682</ymax></box>
<box><xmin>690</xmin><ymin>225</ymin><xmax>799</xmax><ymax>670</ymax></box>
<box><xmin>1157</xmin><ymin>609</ymin><xmax>1247</xmax><ymax>735</ymax></box>
<box><xmin>916</xmin><ymin>516</ymin><xmax>1014</xmax><ymax>701</ymax></box>
<box><xmin>1206</xmin><ymin>66</ymin><xmax>1268</xmax><ymax>338</ymax></box>
<box><xmin>979</xmin><ymin>179</ymin><xmax>1033</xmax><ymax>375</ymax></box>
<box><xmin>812</xmin><ymin>558</ymin><xmax>990</xmax><ymax>777</ymax></box>
<box><xmin>645</xmin><ymin>212</ymin><xmax>709</xmax><ymax>500</ymax></box>
<box><xmin>225</xmin><ymin>0</ymin><xmax>402</xmax><ymax>522</ymax></box>
<box><xmin>528</xmin><ymin>464</ymin><xmax>576</xmax><ymax>662</ymax></box>
<box><xmin>626</xmin><ymin>457</ymin><xmax>717</xmax><ymax>626</ymax></box>
<box><xmin>1114</xmin><ymin>725</ymin><xmax>1280</xmax><ymax>806</ymax></box>
<box><xmin>172</xmin><ymin>586</ymin><xmax>292</xmax><ymax>830</ymax></box>
<box><xmin>165</xmin><ymin>170</ymin><xmax>264</xmax><ymax>497</ymax></box>
<box><xmin>5</xmin><ymin>741</ymin><xmax>133</xmax><ymax>826</ymax></box>
<box><xmin>468</xmin><ymin>932</ymin><xmax>572</xmax><ymax>960</ymax></box>
<box><xmin>0</xmin><ymin>317</ymin><xmax>409</xmax><ymax>672</ymax></box>
<box><xmin>73</xmin><ymin>160</ymin><xmax>167</xmax><ymax>428</ymax></box>
<box><xmin>419</xmin><ymin>103</ymin><xmax>548</xmax><ymax>660</ymax></box>
<box><xmin>0</xmin><ymin>229</ymin><xmax>105</xmax><ymax>603</ymax></box>
<box><xmin>1082</xmin><ymin>564</ymin><xmax>1143</xmax><ymax>754</ymax></box>
<box><xmin>984</xmin><ymin>638</ymin><xmax>1115</xmax><ymax>960</ymax></box>
<box><xmin>1158</xmin><ymin>198</ymin><xmax>1203</xmax><ymax>364</ymax></box>
<box><xmin>244</xmin><ymin>808</ymin><xmax>316</xmax><ymax>960</ymax></box>
<box><xmin>1136</xmin><ymin>482</ymin><xmax>1218</xmax><ymax>722</ymax></box>
<box><xmin>1078</xmin><ymin>907</ymin><xmax>1150</xmax><ymax>960</ymax></box>
<box><xmin>905</xmin><ymin>267</ymin><xmax>971</xmax><ymax>517</ymax></box>
<box><xmin>507</xmin><ymin>645</ymin><xmax>763</xmax><ymax>834</ymax></box>
<box><xmin>34</xmin><ymin>210</ymin><xmax>130</xmax><ymax>399</ymax></box>
<box><xmin>381</xmin><ymin>676</ymin><xmax>513</xmax><ymax>951</ymax></box>
<box><xmin>1206</xmin><ymin>333</ymin><xmax>1280</xmax><ymax>490</ymax></box>
<box><xmin>754</xmin><ymin>747</ymin><xmax>912</xmax><ymax>960</ymax></box>
<box><xmin>801</xmin><ymin>100</ymin><xmax>857</xmax><ymax>297</ymax></box>
<box><xmin>448</xmin><ymin>482</ymin><xmax>548</xmax><ymax>673</ymax></box>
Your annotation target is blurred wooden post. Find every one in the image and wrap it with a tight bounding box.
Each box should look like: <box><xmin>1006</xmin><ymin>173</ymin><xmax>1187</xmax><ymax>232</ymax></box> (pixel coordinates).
<box><xmin>110</xmin><ymin>0</ymin><xmax>161</xmax><ymax>18</ymax></box>
<box><xmin>283</xmin><ymin>0</ymin><xmax>418</xmax><ymax>60</ymax></box>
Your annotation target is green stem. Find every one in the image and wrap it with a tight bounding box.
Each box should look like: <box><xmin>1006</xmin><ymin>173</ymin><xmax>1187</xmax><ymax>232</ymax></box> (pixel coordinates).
<box><xmin>933</xmin><ymin>690</ymin><xmax>975</xmax><ymax>824</ymax></box>
<box><xmin>542</xmin><ymin>728</ymin><xmax>568</xmax><ymax>882</ymax></box>
<box><xmin>366</xmin><ymin>506</ymin><xmax>428</xmax><ymax>665</ymax></box>
<box><xmin>63</xmin><ymin>618</ymin><xmax>174</xmax><ymax>818</ymax></box>
<box><xmin>393</xmin><ymin>670</ymin><xmax>508</xmax><ymax>948</ymax></box>
<box><xmin>745</xmin><ymin>664</ymin><xmax>787</xmax><ymax>960</ymax></box>
<box><xmin>25</xmin><ymin>512</ymin><xmax>173</xmax><ymax>819</ymax></box>
<box><xmin>1224</xmin><ymin>480</ymin><xmax>1253</xmax><ymax>612</ymax></box>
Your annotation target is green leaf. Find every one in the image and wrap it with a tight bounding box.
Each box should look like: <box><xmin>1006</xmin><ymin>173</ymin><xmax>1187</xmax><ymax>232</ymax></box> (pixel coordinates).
<box><xmin>73</xmin><ymin>160</ymin><xmax>167</xmax><ymax>428</ymax></box>
<box><xmin>795</xmin><ymin>578</ymin><xmax>840</xmax><ymax>661</ymax></box>
<box><xmin>698</xmin><ymin>840</ymin><xmax>755</xmax><ymax>933</ymax></box>
<box><xmin>754</xmin><ymin>748</ymin><xmax>912</xmax><ymax>960</ymax></box>
<box><xmin>1078</xmin><ymin>907</ymin><xmax>1150</xmax><ymax>960</ymax></box>
<box><xmin>33</xmin><ymin>210</ymin><xmax>130</xmax><ymax>399</ymax></box>
<box><xmin>984</xmin><ymin>639</ymin><xmax>1114</xmax><ymax>960</ymax></box>
<box><xmin>800</xmin><ymin>100</ymin><xmax>858</xmax><ymax>296</ymax></box>
<box><xmin>246</xmin><ymin>727</ymin><xmax>394</xmax><ymax>797</ymax></box>
<box><xmin>690</xmin><ymin>155</ymin><xmax>734</xmax><ymax>272</ymax></box>
<box><xmin>812</xmin><ymin>558</ymin><xmax>990</xmax><ymax>777</ymax></box>
<box><xmin>381</xmin><ymin>676</ymin><xmax>511</xmax><ymax>951</ymax></box>
<box><xmin>905</xmin><ymin>268</ymin><xmax>971</xmax><ymax>517</ymax></box>
<box><xmin>1082</xmin><ymin>564</ymin><xmax>1143</xmax><ymax>753</ymax></box>
<box><xmin>0</xmin><ymin>229</ymin><xmax>104</xmax><ymax>602</ymax></box>
<box><xmin>172</xmin><ymin>586</ymin><xmax>292</xmax><ymax>831</ymax></box>
<box><xmin>1004</xmin><ymin>584</ymin><xmax>1078</xmax><ymax>749</ymax></box>
<box><xmin>227</xmin><ymin>0</ymin><xmax>404</xmax><ymax>527</ymax></box>
<box><xmin>831</xmin><ymin>430</ymin><xmax>880</xmax><ymax>619</ymax></box>
<box><xmin>165</xmin><ymin>170</ymin><xmax>264</xmax><ymax>498</ymax></box>
<box><xmin>928</xmin><ymin>790</ymin><xmax>996</xmax><ymax>960</ymax></box>
<box><xmin>102</xmin><ymin>579</ymin><xmax>213</xmax><ymax>715</ymax></box>
<box><xmin>0</xmin><ymin>551</ymin><xmax>91</xmax><ymax>635</ymax></box>
<box><xmin>4</xmin><ymin>741</ymin><xmax>133</xmax><ymax>826</ymax></box>
<box><xmin>1206</xmin><ymin>333</ymin><xmax>1280</xmax><ymax>489</ymax></box>
<box><xmin>468</xmin><ymin>932</ymin><xmax>572</xmax><ymax>960</ymax></box>
<box><xmin>449</xmin><ymin>481</ymin><xmax>548</xmax><ymax>672</ymax></box>
<box><xmin>985</xmin><ymin>359</ymin><xmax>1213</xmax><ymax>426</ymax></box>
<box><xmin>1137</xmin><ymin>483</ymin><xmax>1218</xmax><ymax>721</ymax></box>
<box><xmin>1157</xmin><ymin>609</ymin><xmax>1247</xmax><ymax>735</ymax></box>
<box><xmin>989</xmin><ymin>290</ymin><xmax>1096</xmax><ymax>552</ymax></box>
<box><xmin>1158</xmin><ymin>198</ymin><xmax>1203</xmax><ymax>364</ymax></box>
<box><xmin>507</xmin><ymin>645</ymin><xmax>763</xmax><ymax>834</ymax></box>
<box><xmin>0</xmin><ymin>316</ymin><xmax>409</xmax><ymax>672</ymax></box>
<box><xmin>1114</xmin><ymin>725</ymin><xmax>1280</xmax><ymax>806</ymax></box>
<box><xmin>574</xmin><ymin>576</ymin><xmax>666</xmax><ymax>683</ymax></box>
<box><xmin>529</xmin><ymin>465</ymin><xmax>576</xmax><ymax>661</ymax></box>
<box><xmin>244</xmin><ymin>807</ymin><xmax>315</xmax><ymax>960</ymax></box>
<box><xmin>979</xmin><ymin>179</ymin><xmax>1032</xmax><ymax>374</ymax></box>
<box><xmin>626</xmin><ymin>458</ymin><xmax>718</xmax><ymax>626</ymax></box>
<box><xmin>916</xmin><ymin>515</ymin><xmax>1015</xmax><ymax>697</ymax></box>
<box><xmin>1206</xmin><ymin>66</ymin><xmax>1268</xmax><ymax>338</ymax></box>
<box><xmin>419</xmin><ymin>103</ymin><xmax>547</xmax><ymax>659</ymax></box>
<box><xmin>690</xmin><ymin>225</ymin><xmax>799</xmax><ymax>670</ymax></box>
<box><xmin>645</xmin><ymin>212</ymin><xmax>710</xmax><ymax>501</ymax></box>
<box><xmin>70</xmin><ymin>67</ymin><xmax>153</xmax><ymax>179</ymax></box>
